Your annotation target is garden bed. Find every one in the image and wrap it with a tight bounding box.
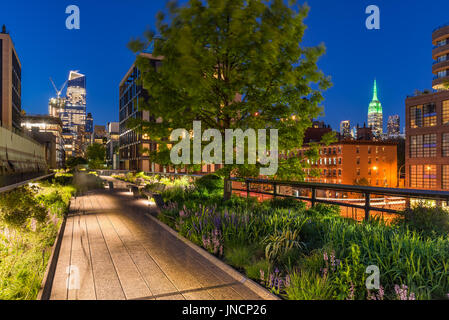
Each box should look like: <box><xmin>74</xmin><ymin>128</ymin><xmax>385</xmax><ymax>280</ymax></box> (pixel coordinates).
<box><xmin>0</xmin><ymin>173</ymin><xmax>76</xmax><ymax>300</ymax></box>
<box><xmin>138</xmin><ymin>173</ymin><xmax>449</xmax><ymax>300</ymax></box>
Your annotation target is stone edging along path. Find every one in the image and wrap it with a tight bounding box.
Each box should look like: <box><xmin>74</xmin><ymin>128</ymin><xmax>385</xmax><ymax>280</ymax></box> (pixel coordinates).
<box><xmin>37</xmin><ymin>212</ymin><xmax>68</xmax><ymax>300</ymax></box>
<box><xmin>144</xmin><ymin>211</ymin><xmax>280</xmax><ymax>301</ymax></box>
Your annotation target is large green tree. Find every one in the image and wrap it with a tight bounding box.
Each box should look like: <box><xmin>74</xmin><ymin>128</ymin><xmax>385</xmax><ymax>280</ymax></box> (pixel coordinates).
<box><xmin>86</xmin><ymin>143</ymin><xmax>106</xmax><ymax>169</ymax></box>
<box><xmin>129</xmin><ymin>0</ymin><xmax>331</xmax><ymax>179</ymax></box>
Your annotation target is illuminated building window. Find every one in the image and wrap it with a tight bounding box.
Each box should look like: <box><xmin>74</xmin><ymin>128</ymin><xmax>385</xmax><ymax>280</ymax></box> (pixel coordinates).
<box><xmin>443</xmin><ymin>165</ymin><xmax>449</xmax><ymax>189</ymax></box>
<box><xmin>410</xmin><ymin>104</ymin><xmax>437</xmax><ymax>128</ymax></box>
<box><xmin>410</xmin><ymin>165</ymin><xmax>436</xmax><ymax>189</ymax></box>
<box><xmin>443</xmin><ymin>133</ymin><xmax>449</xmax><ymax>157</ymax></box>
<box><xmin>356</xmin><ymin>157</ymin><xmax>360</xmax><ymax>165</ymax></box>
<box><xmin>443</xmin><ymin>101</ymin><xmax>449</xmax><ymax>125</ymax></box>
<box><xmin>357</xmin><ymin>168</ymin><xmax>360</xmax><ymax>176</ymax></box>
<box><xmin>410</xmin><ymin>134</ymin><xmax>436</xmax><ymax>158</ymax></box>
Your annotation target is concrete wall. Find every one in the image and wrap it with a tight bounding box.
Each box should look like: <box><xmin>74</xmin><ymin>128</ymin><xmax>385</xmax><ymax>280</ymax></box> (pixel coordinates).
<box><xmin>0</xmin><ymin>126</ymin><xmax>47</xmax><ymax>174</ymax></box>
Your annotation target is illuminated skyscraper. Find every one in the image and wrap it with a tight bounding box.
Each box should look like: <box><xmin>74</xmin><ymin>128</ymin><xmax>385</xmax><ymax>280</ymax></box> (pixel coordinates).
<box><xmin>387</xmin><ymin>115</ymin><xmax>400</xmax><ymax>137</ymax></box>
<box><xmin>60</xmin><ymin>71</ymin><xmax>87</xmax><ymax>157</ymax></box>
<box><xmin>339</xmin><ymin>120</ymin><xmax>351</xmax><ymax>139</ymax></box>
<box><xmin>367</xmin><ymin>79</ymin><xmax>383</xmax><ymax>137</ymax></box>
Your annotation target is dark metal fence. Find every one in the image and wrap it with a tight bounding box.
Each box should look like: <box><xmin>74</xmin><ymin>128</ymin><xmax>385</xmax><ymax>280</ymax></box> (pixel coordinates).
<box><xmin>226</xmin><ymin>177</ymin><xmax>449</xmax><ymax>221</ymax></box>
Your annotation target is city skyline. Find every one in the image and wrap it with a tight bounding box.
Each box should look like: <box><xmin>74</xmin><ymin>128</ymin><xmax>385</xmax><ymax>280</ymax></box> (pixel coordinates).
<box><xmin>1</xmin><ymin>0</ymin><xmax>449</xmax><ymax>129</ymax></box>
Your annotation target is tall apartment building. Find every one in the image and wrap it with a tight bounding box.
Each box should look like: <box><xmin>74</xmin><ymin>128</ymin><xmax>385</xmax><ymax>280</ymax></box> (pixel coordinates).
<box><xmin>367</xmin><ymin>80</ymin><xmax>383</xmax><ymax>137</ymax></box>
<box><xmin>119</xmin><ymin>52</ymin><xmax>161</xmax><ymax>171</ymax></box>
<box><xmin>432</xmin><ymin>24</ymin><xmax>449</xmax><ymax>90</ymax></box>
<box><xmin>405</xmin><ymin>24</ymin><xmax>449</xmax><ymax>190</ymax></box>
<box><xmin>0</xmin><ymin>25</ymin><xmax>21</xmax><ymax>131</ymax></box>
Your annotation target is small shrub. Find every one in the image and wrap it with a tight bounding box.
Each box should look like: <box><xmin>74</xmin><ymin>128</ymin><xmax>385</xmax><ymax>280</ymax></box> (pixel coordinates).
<box><xmin>224</xmin><ymin>243</ymin><xmax>254</xmax><ymax>268</ymax></box>
<box><xmin>285</xmin><ymin>270</ymin><xmax>333</xmax><ymax>300</ymax></box>
<box><xmin>400</xmin><ymin>205</ymin><xmax>449</xmax><ymax>236</ymax></box>
<box><xmin>195</xmin><ymin>174</ymin><xmax>224</xmax><ymax>193</ymax></box>
<box><xmin>308</xmin><ymin>203</ymin><xmax>340</xmax><ymax>217</ymax></box>
<box><xmin>245</xmin><ymin>259</ymin><xmax>272</xmax><ymax>281</ymax></box>
<box><xmin>269</xmin><ymin>198</ymin><xmax>306</xmax><ymax>211</ymax></box>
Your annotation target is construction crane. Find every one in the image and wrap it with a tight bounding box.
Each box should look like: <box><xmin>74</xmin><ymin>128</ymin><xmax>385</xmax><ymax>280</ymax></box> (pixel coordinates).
<box><xmin>50</xmin><ymin>77</ymin><xmax>68</xmax><ymax>99</ymax></box>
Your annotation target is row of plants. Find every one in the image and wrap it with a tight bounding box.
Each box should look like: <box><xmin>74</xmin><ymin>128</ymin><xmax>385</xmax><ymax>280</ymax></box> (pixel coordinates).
<box><xmin>0</xmin><ymin>174</ymin><xmax>76</xmax><ymax>300</ymax></box>
<box><xmin>153</xmin><ymin>174</ymin><xmax>449</xmax><ymax>300</ymax></box>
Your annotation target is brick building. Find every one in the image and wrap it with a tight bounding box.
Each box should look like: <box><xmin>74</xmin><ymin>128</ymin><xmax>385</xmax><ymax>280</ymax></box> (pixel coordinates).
<box><xmin>298</xmin><ymin>141</ymin><xmax>398</xmax><ymax>187</ymax></box>
<box><xmin>405</xmin><ymin>24</ymin><xmax>449</xmax><ymax>190</ymax></box>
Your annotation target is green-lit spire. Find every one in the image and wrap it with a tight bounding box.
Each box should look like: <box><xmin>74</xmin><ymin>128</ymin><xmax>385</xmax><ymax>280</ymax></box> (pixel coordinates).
<box><xmin>368</xmin><ymin>79</ymin><xmax>382</xmax><ymax>114</ymax></box>
<box><xmin>372</xmin><ymin>79</ymin><xmax>378</xmax><ymax>101</ymax></box>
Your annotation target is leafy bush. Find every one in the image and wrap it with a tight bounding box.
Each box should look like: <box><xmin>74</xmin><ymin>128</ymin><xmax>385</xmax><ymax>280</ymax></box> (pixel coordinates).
<box><xmin>0</xmin><ymin>188</ymin><xmax>47</xmax><ymax>228</ymax></box>
<box><xmin>269</xmin><ymin>197</ymin><xmax>306</xmax><ymax>210</ymax></box>
<box><xmin>194</xmin><ymin>174</ymin><xmax>223</xmax><ymax>194</ymax></box>
<box><xmin>245</xmin><ymin>259</ymin><xmax>272</xmax><ymax>281</ymax></box>
<box><xmin>399</xmin><ymin>204</ymin><xmax>449</xmax><ymax>236</ymax></box>
<box><xmin>307</xmin><ymin>203</ymin><xmax>340</xmax><ymax>217</ymax></box>
<box><xmin>285</xmin><ymin>270</ymin><xmax>333</xmax><ymax>300</ymax></box>
<box><xmin>224</xmin><ymin>243</ymin><xmax>254</xmax><ymax>268</ymax></box>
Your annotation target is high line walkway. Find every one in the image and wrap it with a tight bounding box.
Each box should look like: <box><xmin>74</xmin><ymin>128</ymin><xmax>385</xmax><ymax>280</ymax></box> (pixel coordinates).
<box><xmin>47</xmin><ymin>178</ymin><xmax>274</xmax><ymax>300</ymax></box>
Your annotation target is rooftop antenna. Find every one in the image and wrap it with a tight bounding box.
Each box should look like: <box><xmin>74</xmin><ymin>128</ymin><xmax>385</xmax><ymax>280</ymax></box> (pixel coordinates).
<box><xmin>50</xmin><ymin>77</ymin><xmax>68</xmax><ymax>99</ymax></box>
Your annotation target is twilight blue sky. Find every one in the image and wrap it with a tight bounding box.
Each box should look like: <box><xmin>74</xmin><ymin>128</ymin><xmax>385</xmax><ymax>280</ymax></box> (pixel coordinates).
<box><xmin>1</xmin><ymin>0</ymin><xmax>449</xmax><ymax>131</ymax></box>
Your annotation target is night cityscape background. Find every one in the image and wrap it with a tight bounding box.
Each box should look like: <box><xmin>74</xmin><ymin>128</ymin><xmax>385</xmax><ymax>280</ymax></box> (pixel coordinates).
<box><xmin>2</xmin><ymin>0</ymin><xmax>449</xmax><ymax>304</ymax></box>
<box><xmin>0</xmin><ymin>0</ymin><xmax>448</xmax><ymax>130</ymax></box>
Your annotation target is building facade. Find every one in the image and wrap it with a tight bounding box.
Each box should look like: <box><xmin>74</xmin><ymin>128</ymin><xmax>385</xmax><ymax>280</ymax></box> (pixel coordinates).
<box><xmin>405</xmin><ymin>25</ymin><xmax>449</xmax><ymax>190</ymax></box>
<box><xmin>106</xmin><ymin>122</ymin><xmax>119</xmax><ymax>169</ymax></box>
<box><xmin>0</xmin><ymin>26</ymin><xmax>21</xmax><ymax>131</ymax></box>
<box><xmin>299</xmin><ymin>141</ymin><xmax>397</xmax><ymax>187</ymax></box>
<box><xmin>21</xmin><ymin>114</ymin><xmax>65</xmax><ymax>168</ymax></box>
<box><xmin>405</xmin><ymin>90</ymin><xmax>449</xmax><ymax>189</ymax></box>
<box><xmin>432</xmin><ymin>24</ymin><xmax>449</xmax><ymax>90</ymax></box>
<box><xmin>367</xmin><ymin>80</ymin><xmax>383</xmax><ymax>137</ymax></box>
<box><xmin>119</xmin><ymin>53</ymin><xmax>161</xmax><ymax>172</ymax></box>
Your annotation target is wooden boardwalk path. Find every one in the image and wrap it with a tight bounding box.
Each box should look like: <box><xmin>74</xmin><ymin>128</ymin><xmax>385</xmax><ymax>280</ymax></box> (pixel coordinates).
<box><xmin>48</xmin><ymin>181</ymin><xmax>273</xmax><ymax>300</ymax></box>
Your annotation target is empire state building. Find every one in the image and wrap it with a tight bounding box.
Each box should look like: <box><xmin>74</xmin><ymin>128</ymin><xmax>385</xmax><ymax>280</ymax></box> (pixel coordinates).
<box><xmin>367</xmin><ymin>79</ymin><xmax>383</xmax><ymax>137</ymax></box>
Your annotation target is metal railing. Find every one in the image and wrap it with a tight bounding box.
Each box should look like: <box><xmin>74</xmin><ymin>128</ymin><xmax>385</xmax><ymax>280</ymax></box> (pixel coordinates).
<box><xmin>226</xmin><ymin>177</ymin><xmax>449</xmax><ymax>221</ymax></box>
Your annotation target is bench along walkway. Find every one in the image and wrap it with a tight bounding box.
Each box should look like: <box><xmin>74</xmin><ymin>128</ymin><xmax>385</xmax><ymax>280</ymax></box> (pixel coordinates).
<box><xmin>48</xmin><ymin>181</ymin><xmax>274</xmax><ymax>300</ymax></box>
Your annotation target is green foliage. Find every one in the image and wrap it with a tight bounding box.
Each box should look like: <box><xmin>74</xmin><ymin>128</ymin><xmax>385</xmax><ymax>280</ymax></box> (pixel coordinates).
<box><xmin>397</xmin><ymin>204</ymin><xmax>449</xmax><ymax>236</ymax></box>
<box><xmin>285</xmin><ymin>270</ymin><xmax>333</xmax><ymax>300</ymax></box>
<box><xmin>224</xmin><ymin>243</ymin><xmax>255</xmax><ymax>269</ymax></box>
<box><xmin>156</xmin><ymin>178</ymin><xmax>449</xmax><ymax>300</ymax></box>
<box><xmin>86</xmin><ymin>143</ymin><xmax>106</xmax><ymax>169</ymax></box>
<box><xmin>0</xmin><ymin>180</ymin><xmax>75</xmax><ymax>300</ymax></box>
<box><xmin>66</xmin><ymin>156</ymin><xmax>87</xmax><ymax>169</ymax></box>
<box><xmin>245</xmin><ymin>259</ymin><xmax>272</xmax><ymax>281</ymax></box>
<box><xmin>269</xmin><ymin>197</ymin><xmax>306</xmax><ymax>210</ymax></box>
<box><xmin>263</xmin><ymin>229</ymin><xmax>304</xmax><ymax>262</ymax></box>
<box><xmin>0</xmin><ymin>188</ymin><xmax>46</xmax><ymax>228</ymax></box>
<box><xmin>129</xmin><ymin>0</ymin><xmax>331</xmax><ymax>179</ymax></box>
<box><xmin>194</xmin><ymin>174</ymin><xmax>224</xmax><ymax>194</ymax></box>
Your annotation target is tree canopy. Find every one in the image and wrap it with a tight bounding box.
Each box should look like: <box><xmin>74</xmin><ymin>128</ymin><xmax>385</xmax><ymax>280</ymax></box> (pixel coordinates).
<box><xmin>129</xmin><ymin>0</ymin><xmax>332</xmax><ymax>179</ymax></box>
<box><xmin>86</xmin><ymin>143</ymin><xmax>106</xmax><ymax>169</ymax></box>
